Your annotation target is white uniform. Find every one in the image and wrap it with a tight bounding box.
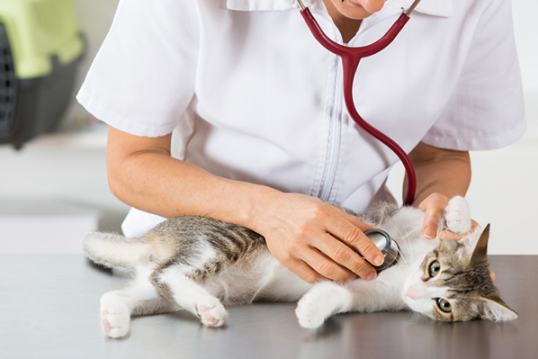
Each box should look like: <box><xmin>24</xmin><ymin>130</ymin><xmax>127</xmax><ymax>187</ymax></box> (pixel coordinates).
<box><xmin>77</xmin><ymin>0</ymin><xmax>526</xmax><ymax>238</ymax></box>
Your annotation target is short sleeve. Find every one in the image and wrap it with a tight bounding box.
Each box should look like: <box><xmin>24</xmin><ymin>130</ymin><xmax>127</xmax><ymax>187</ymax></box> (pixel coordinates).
<box><xmin>422</xmin><ymin>0</ymin><xmax>526</xmax><ymax>151</ymax></box>
<box><xmin>76</xmin><ymin>0</ymin><xmax>200</xmax><ymax>137</ymax></box>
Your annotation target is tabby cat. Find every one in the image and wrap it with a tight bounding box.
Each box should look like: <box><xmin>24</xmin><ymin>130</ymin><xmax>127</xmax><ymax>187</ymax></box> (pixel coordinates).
<box><xmin>83</xmin><ymin>196</ymin><xmax>517</xmax><ymax>338</ymax></box>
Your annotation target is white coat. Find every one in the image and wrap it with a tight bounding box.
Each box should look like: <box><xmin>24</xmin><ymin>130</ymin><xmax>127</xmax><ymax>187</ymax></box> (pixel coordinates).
<box><xmin>77</xmin><ymin>0</ymin><xmax>526</xmax><ymax>237</ymax></box>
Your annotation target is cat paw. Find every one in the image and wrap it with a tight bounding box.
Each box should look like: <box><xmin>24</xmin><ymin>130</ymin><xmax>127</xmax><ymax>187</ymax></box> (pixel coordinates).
<box><xmin>296</xmin><ymin>283</ymin><xmax>352</xmax><ymax>329</ymax></box>
<box><xmin>196</xmin><ymin>297</ymin><xmax>227</xmax><ymax>327</ymax></box>
<box><xmin>296</xmin><ymin>294</ymin><xmax>327</xmax><ymax>329</ymax></box>
<box><xmin>101</xmin><ymin>305</ymin><xmax>130</xmax><ymax>338</ymax></box>
<box><xmin>445</xmin><ymin>196</ymin><xmax>472</xmax><ymax>234</ymax></box>
<box><xmin>100</xmin><ymin>292</ymin><xmax>131</xmax><ymax>338</ymax></box>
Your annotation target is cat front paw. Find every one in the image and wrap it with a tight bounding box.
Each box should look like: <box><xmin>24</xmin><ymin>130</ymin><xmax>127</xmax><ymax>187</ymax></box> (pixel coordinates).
<box><xmin>296</xmin><ymin>294</ymin><xmax>327</xmax><ymax>329</ymax></box>
<box><xmin>196</xmin><ymin>297</ymin><xmax>227</xmax><ymax>327</ymax></box>
<box><xmin>445</xmin><ymin>196</ymin><xmax>472</xmax><ymax>234</ymax></box>
<box><xmin>296</xmin><ymin>283</ymin><xmax>352</xmax><ymax>329</ymax></box>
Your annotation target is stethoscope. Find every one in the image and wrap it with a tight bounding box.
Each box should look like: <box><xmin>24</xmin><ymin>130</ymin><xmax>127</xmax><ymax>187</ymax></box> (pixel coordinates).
<box><xmin>296</xmin><ymin>0</ymin><xmax>423</xmax><ymax>207</ymax></box>
<box><xmin>364</xmin><ymin>229</ymin><xmax>400</xmax><ymax>271</ymax></box>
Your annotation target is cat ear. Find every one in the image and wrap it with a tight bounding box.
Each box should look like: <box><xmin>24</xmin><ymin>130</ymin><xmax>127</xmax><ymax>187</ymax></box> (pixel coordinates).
<box><xmin>455</xmin><ymin>224</ymin><xmax>490</xmax><ymax>261</ymax></box>
<box><xmin>477</xmin><ymin>296</ymin><xmax>518</xmax><ymax>322</ymax></box>
<box><xmin>470</xmin><ymin>224</ymin><xmax>490</xmax><ymax>263</ymax></box>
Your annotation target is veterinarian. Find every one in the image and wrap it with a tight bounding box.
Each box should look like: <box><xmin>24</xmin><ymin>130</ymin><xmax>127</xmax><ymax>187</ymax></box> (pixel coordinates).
<box><xmin>77</xmin><ymin>0</ymin><xmax>525</xmax><ymax>284</ymax></box>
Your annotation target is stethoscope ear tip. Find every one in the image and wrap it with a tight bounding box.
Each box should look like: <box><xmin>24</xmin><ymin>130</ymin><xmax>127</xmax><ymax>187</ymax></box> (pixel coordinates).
<box><xmin>406</xmin><ymin>0</ymin><xmax>422</xmax><ymax>16</ymax></box>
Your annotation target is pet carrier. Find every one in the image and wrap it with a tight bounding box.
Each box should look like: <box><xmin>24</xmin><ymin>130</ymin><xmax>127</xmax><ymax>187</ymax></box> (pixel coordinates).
<box><xmin>0</xmin><ymin>0</ymin><xmax>85</xmax><ymax>149</ymax></box>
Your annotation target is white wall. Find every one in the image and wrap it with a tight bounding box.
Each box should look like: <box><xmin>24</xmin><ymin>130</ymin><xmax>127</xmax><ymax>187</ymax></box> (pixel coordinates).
<box><xmin>476</xmin><ymin>0</ymin><xmax>538</xmax><ymax>254</ymax></box>
<box><xmin>61</xmin><ymin>0</ymin><xmax>121</xmax><ymax>129</ymax></box>
<box><xmin>0</xmin><ymin>0</ymin><xmax>536</xmax><ymax>252</ymax></box>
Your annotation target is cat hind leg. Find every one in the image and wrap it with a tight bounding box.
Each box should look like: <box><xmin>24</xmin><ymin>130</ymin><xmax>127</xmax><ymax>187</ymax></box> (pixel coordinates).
<box><xmin>100</xmin><ymin>267</ymin><xmax>178</xmax><ymax>338</ymax></box>
<box><xmin>295</xmin><ymin>281</ymin><xmax>352</xmax><ymax>329</ymax></box>
<box><xmin>153</xmin><ymin>266</ymin><xmax>228</xmax><ymax>327</ymax></box>
<box><xmin>100</xmin><ymin>287</ymin><xmax>175</xmax><ymax>338</ymax></box>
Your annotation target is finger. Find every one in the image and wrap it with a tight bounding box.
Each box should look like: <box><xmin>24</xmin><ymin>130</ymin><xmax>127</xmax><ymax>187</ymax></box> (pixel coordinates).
<box><xmin>440</xmin><ymin>220</ymin><xmax>479</xmax><ymax>240</ymax></box>
<box><xmin>313</xmin><ymin>233</ymin><xmax>378</xmax><ymax>281</ymax></box>
<box><xmin>490</xmin><ymin>270</ymin><xmax>496</xmax><ymax>282</ymax></box>
<box><xmin>300</xmin><ymin>246</ymin><xmax>359</xmax><ymax>282</ymax></box>
<box><xmin>327</xmin><ymin>217</ymin><xmax>384</xmax><ymax>268</ymax></box>
<box><xmin>343</xmin><ymin>213</ymin><xmax>377</xmax><ymax>233</ymax></box>
<box><xmin>419</xmin><ymin>194</ymin><xmax>448</xmax><ymax>239</ymax></box>
<box><xmin>286</xmin><ymin>258</ymin><xmax>324</xmax><ymax>284</ymax></box>
<box><xmin>422</xmin><ymin>208</ymin><xmax>447</xmax><ymax>240</ymax></box>
<box><xmin>418</xmin><ymin>193</ymin><xmax>448</xmax><ymax>211</ymax></box>
<box><xmin>439</xmin><ymin>229</ymin><xmax>468</xmax><ymax>240</ymax></box>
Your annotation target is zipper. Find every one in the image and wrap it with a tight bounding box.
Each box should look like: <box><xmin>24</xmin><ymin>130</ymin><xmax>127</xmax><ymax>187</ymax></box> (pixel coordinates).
<box><xmin>314</xmin><ymin>5</ymin><xmax>403</xmax><ymax>202</ymax></box>
<box><xmin>319</xmin><ymin>59</ymin><xmax>343</xmax><ymax>202</ymax></box>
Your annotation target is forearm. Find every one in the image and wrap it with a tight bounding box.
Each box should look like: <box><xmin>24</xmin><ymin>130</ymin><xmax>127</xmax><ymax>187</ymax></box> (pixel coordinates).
<box><xmin>106</xmin><ymin>127</ymin><xmax>278</xmax><ymax>230</ymax></box>
<box><xmin>411</xmin><ymin>154</ymin><xmax>471</xmax><ymax>206</ymax></box>
<box><xmin>406</xmin><ymin>142</ymin><xmax>472</xmax><ymax>207</ymax></box>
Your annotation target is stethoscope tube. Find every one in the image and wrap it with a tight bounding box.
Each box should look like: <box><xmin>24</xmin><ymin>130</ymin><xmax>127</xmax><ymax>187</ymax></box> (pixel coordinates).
<box><xmin>297</xmin><ymin>1</ymin><xmax>419</xmax><ymax>206</ymax></box>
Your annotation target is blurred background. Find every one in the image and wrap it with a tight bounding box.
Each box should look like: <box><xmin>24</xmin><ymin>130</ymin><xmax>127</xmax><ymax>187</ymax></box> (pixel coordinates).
<box><xmin>0</xmin><ymin>0</ymin><xmax>536</xmax><ymax>254</ymax></box>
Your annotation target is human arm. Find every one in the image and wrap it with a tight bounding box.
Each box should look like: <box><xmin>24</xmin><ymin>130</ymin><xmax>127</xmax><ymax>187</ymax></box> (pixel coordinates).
<box><xmin>106</xmin><ymin>126</ymin><xmax>384</xmax><ymax>283</ymax></box>
<box><xmin>406</xmin><ymin>142</ymin><xmax>472</xmax><ymax>238</ymax></box>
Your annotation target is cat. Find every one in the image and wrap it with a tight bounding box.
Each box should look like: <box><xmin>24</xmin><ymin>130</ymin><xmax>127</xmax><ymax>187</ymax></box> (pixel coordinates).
<box><xmin>82</xmin><ymin>196</ymin><xmax>517</xmax><ymax>338</ymax></box>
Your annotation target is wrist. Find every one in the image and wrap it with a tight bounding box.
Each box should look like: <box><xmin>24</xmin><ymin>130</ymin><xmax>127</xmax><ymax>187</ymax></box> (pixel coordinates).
<box><xmin>240</xmin><ymin>184</ymin><xmax>283</xmax><ymax>234</ymax></box>
<box><xmin>215</xmin><ymin>180</ymin><xmax>282</xmax><ymax>234</ymax></box>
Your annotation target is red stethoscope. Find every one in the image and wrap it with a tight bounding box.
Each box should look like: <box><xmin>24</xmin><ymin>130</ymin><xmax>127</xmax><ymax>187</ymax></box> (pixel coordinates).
<box><xmin>296</xmin><ymin>0</ymin><xmax>422</xmax><ymax>206</ymax></box>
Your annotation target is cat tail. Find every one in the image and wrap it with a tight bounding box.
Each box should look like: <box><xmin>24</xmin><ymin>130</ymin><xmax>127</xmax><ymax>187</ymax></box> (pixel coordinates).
<box><xmin>82</xmin><ymin>232</ymin><xmax>150</xmax><ymax>271</ymax></box>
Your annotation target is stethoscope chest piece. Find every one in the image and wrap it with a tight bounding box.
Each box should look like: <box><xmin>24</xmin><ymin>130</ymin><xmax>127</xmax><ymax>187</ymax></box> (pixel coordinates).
<box><xmin>363</xmin><ymin>229</ymin><xmax>400</xmax><ymax>272</ymax></box>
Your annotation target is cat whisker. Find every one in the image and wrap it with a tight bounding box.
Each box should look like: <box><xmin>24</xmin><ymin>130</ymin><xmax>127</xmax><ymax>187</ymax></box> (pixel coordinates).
<box><xmin>392</xmin><ymin>245</ymin><xmax>410</xmax><ymax>269</ymax></box>
<box><xmin>394</xmin><ymin>253</ymin><xmax>409</xmax><ymax>269</ymax></box>
<box><xmin>390</xmin><ymin>226</ymin><xmax>414</xmax><ymax>266</ymax></box>
<box><xmin>408</xmin><ymin>310</ymin><xmax>430</xmax><ymax>324</ymax></box>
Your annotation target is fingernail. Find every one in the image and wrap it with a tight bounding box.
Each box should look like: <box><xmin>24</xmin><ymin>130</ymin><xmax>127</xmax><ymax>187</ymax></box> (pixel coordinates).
<box><xmin>424</xmin><ymin>227</ymin><xmax>436</xmax><ymax>239</ymax></box>
<box><xmin>374</xmin><ymin>255</ymin><xmax>384</xmax><ymax>266</ymax></box>
<box><xmin>366</xmin><ymin>271</ymin><xmax>377</xmax><ymax>281</ymax></box>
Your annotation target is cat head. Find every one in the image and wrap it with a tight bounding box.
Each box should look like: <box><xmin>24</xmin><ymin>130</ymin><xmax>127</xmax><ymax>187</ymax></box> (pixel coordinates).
<box><xmin>402</xmin><ymin>224</ymin><xmax>518</xmax><ymax>322</ymax></box>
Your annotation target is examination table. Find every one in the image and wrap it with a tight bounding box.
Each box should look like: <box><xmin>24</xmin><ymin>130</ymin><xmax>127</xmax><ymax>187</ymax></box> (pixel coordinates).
<box><xmin>1</xmin><ymin>255</ymin><xmax>536</xmax><ymax>359</ymax></box>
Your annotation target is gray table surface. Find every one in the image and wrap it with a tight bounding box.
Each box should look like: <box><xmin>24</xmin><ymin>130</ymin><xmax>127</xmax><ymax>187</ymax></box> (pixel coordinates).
<box><xmin>0</xmin><ymin>254</ymin><xmax>536</xmax><ymax>359</ymax></box>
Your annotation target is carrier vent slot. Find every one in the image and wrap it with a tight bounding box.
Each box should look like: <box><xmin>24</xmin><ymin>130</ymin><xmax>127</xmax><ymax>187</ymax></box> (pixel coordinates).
<box><xmin>0</xmin><ymin>22</ymin><xmax>17</xmax><ymax>138</ymax></box>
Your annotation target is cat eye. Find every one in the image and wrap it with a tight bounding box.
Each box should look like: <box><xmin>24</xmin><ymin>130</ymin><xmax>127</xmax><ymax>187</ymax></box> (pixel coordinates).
<box><xmin>437</xmin><ymin>298</ymin><xmax>452</xmax><ymax>313</ymax></box>
<box><xmin>429</xmin><ymin>260</ymin><xmax>441</xmax><ymax>277</ymax></box>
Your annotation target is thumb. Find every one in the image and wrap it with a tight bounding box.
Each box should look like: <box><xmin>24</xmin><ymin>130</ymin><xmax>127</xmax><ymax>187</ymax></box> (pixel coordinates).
<box><xmin>419</xmin><ymin>193</ymin><xmax>448</xmax><ymax>240</ymax></box>
<box><xmin>422</xmin><ymin>207</ymin><xmax>444</xmax><ymax>239</ymax></box>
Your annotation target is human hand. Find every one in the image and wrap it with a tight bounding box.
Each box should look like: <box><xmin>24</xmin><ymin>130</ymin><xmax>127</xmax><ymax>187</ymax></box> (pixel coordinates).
<box><xmin>251</xmin><ymin>192</ymin><xmax>385</xmax><ymax>283</ymax></box>
<box><xmin>418</xmin><ymin>193</ymin><xmax>450</xmax><ymax>239</ymax></box>
<box><xmin>417</xmin><ymin>193</ymin><xmax>495</xmax><ymax>282</ymax></box>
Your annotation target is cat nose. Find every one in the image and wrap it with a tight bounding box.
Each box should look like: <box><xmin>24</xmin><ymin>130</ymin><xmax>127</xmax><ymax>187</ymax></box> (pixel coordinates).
<box><xmin>406</xmin><ymin>284</ymin><xmax>428</xmax><ymax>300</ymax></box>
